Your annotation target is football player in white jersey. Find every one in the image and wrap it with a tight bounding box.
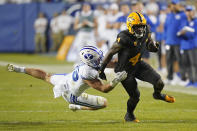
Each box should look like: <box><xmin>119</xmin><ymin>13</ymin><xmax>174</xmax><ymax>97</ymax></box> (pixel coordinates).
<box><xmin>7</xmin><ymin>46</ymin><xmax>127</xmax><ymax>111</ymax></box>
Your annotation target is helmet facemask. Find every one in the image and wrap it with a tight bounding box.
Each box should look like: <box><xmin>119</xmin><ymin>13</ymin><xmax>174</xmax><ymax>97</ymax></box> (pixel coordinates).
<box><xmin>132</xmin><ymin>24</ymin><xmax>146</xmax><ymax>38</ymax></box>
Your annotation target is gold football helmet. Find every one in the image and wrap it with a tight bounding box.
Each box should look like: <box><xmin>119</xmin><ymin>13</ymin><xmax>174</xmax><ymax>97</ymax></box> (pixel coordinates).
<box><xmin>126</xmin><ymin>12</ymin><xmax>147</xmax><ymax>38</ymax></box>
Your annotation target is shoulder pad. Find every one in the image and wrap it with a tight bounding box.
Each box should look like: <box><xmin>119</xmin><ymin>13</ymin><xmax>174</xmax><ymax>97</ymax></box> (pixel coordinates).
<box><xmin>80</xmin><ymin>65</ymin><xmax>99</xmax><ymax>80</ymax></box>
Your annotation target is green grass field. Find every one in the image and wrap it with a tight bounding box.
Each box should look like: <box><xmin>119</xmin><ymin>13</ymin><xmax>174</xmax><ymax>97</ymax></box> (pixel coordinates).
<box><xmin>0</xmin><ymin>54</ymin><xmax>197</xmax><ymax>131</ymax></box>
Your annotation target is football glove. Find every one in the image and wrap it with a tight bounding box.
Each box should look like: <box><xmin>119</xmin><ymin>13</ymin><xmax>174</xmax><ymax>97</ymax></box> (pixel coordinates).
<box><xmin>110</xmin><ymin>71</ymin><xmax>127</xmax><ymax>87</ymax></box>
<box><xmin>146</xmin><ymin>39</ymin><xmax>159</xmax><ymax>52</ymax></box>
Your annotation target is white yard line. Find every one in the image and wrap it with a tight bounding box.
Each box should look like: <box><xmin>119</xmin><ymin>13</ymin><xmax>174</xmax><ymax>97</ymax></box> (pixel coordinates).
<box><xmin>0</xmin><ymin>120</ymin><xmax>120</xmax><ymax>124</ymax></box>
<box><xmin>1</xmin><ymin>61</ymin><xmax>197</xmax><ymax>95</ymax></box>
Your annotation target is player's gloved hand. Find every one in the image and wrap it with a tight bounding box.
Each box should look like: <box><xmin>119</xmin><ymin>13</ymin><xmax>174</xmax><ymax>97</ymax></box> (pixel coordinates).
<box><xmin>99</xmin><ymin>70</ymin><xmax>107</xmax><ymax>80</ymax></box>
<box><xmin>110</xmin><ymin>71</ymin><xmax>127</xmax><ymax>87</ymax></box>
<box><xmin>147</xmin><ymin>40</ymin><xmax>159</xmax><ymax>52</ymax></box>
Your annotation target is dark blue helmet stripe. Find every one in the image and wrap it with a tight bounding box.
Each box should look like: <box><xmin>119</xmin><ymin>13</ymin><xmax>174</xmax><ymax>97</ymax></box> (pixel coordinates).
<box><xmin>80</xmin><ymin>46</ymin><xmax>103</xmax><ymax>57</ymax></box>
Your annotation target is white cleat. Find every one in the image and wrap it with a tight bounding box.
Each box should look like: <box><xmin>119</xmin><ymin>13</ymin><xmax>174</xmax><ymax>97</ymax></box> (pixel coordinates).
<box><xmin>7</xmin><ymin>64</ymin><xmax>24</xmax><ymax>73</ymax></box>
<box><xmin>69</xmin><ymin>104</ymin><xmax>78</xmax><ymax>112</ymax></box>
<box><xmin>7</xmin><ymin>64</ymin><xmax>15</xmax><ymax>72</ymax></box>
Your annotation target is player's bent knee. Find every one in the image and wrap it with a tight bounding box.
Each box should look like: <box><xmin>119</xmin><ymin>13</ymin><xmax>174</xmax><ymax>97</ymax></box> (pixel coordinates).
<box><xmin>81</xmin><ymin>93</ymin><xmax>89</xmax><ymax>100</ymax></box>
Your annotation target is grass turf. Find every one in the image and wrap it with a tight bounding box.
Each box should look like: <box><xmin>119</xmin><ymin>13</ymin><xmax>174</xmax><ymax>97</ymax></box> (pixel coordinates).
<box><xmin>0</xmin><ymin>53</ymin><xmax>72</xmax><ymax>65</ymax></box>
<box><xmin>0</xmin><ymin>54</ymin><xmax>197</xmax><ymax>130</ymax></box>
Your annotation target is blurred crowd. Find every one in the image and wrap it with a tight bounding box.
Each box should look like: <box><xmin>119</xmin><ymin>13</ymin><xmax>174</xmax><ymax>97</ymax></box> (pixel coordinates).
<box><xmin>34</xmin><ymin>10</ymin><xmax>73</xmax><ymax>53</ymax></box>
<box><xmin>2</xmin><ymin>0</ymin><xmax>197</xmax><ymax>87</ymax></box>
<box><xmin>0</xmin><ymin>0</ymin><xmax>179</xmax><ymax>5</ymax></box>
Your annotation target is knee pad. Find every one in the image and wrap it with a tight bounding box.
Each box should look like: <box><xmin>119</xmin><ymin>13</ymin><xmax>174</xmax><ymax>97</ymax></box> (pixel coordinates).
<box><xmin>81</xmin><ymin>93</ymin><xmax>89</xmax><ymax>100</ymax></box>
<box><xmin>80</xmin><ymin>93</ymin><xmax>106</xmax><ymax>107</ymax></box>
<box><xmin>154</xmin><ymin>79</ymin><xmax>164</xmax><ymax>92</ymax></box>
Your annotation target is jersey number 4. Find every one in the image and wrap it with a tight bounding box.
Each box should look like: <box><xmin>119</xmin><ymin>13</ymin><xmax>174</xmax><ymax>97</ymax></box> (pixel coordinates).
<box><xmin>129</xmin><ymin>53</ymin><xmax>141</xmax><ymax>66</ymax></box>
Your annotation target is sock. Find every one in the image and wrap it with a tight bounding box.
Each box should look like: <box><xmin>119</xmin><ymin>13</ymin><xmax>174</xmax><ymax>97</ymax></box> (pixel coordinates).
<box><xmin>14</xmin><ymin>66</ymin><xmax>26</xmax><ymax>73</ymax></box>
<box><xmin>69</xmin><ymin>104</ymin><xmax>81</xmax><ymax>110</ymax></box>
<box><xmin>75</xmin><ymin>105</ymin><xmax>81</xmax><ymax>110</ymax></box>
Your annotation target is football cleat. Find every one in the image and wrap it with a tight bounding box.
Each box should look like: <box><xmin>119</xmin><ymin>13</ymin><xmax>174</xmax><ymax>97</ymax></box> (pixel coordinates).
<box><xmin>132</xmin><ymin>119</ymin><xmax>140</xmax><ymax>123</ymax></box>
<box><xmin>7</xmin><ymin>64</ymin><xmax>15</xmax><ymax>72</ymax></box>
<box><xmin>165</xmin><ymin>95</ymin><xmax>175</xmax><ymax>103</ymax></box>
<box><xmin>7</xmin><ymin>64</ymin><xmax>24</xmax><ymax>73</ymax></box>
<box><xmin>153</xmin><ymin>93</ymin><xmax>175</xmax><ymax>103</ymax></box>
<box><xmin>124</xmin><ymin>112</ymin><xmax>140</xmax><ymax>123</ymax></box>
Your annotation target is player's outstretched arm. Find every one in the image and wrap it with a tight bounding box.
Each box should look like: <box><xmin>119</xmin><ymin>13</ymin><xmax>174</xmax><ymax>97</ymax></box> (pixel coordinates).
<box><xmin>85</xmin><ymin>71</ymin><xmax>127</xmax><ymax>93</ymax></box>
<box><xmin>7</xmin><ymin>64</ymin><xmax>51</xmax><ymax>83</ymax></box>
<box><xmin>99</xmin><ymin>42</ymin><xmax>122</xmax><ymax>80</ymax></box>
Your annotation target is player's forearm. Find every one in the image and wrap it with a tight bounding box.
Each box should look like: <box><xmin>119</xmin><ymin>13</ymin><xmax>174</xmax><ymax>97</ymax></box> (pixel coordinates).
<box><xmin>101</xmin><ymin>71</ymin><xmax>127</xmax><ymax>93</ymax></box>
<box><xmin>86</xmin><ymin>21</ymin><xmax>94</xmax><ymax>27</ymax></box>
<box><xmin>74</xmin><ymin>19</ymin><xmax>81</xmax><ymax>30</ymax></box>
<box><xmin>101</xmin><ymin>78</ymin><xmax>124</xmax><ymax>93</ymax></box>
<box><xmin>100</xmin><ymin>51</ymin><xmax>114</xmax><ymax>71</ymax></box>
<box><xmin>101</xmin><ymin>43</ymin><xmax>121</xmax><ymax>71</ymax></box>
<box><xmin>100</xmin><ymin>84</ymin><xmax>115</xmax><ymax>93</ymax></box>
<box><xmin>25</xmin><ymin>68</ymin><xmax>49</xmax><ymax>81</ymax></box>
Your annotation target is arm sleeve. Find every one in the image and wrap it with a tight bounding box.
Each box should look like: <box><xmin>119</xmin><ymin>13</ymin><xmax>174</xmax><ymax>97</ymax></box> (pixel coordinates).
<box><xmin>183</xmin><ymin>30</ymin><xmax>195</xmax><ymax>39</ymax></box>
<box><xmin>177</xmin><ymin>18</ymin><xmax>187</xmax><ymax>36</ymax></box>
<box><xmin>163</xmin><ymin>15</ymin><xmax>169</xmax><ymax>41</ymax></box>
<box><xmin>116</xmin><ymin>17</ymin><xmax>121</xmax><ymax>23</ymax></box>
<box><xmin>182</xmin><ymin>21</ymin><xmax>197</xmax><ymax>39</ymax></box>
<box><xmin>178</xmin><ymin>19</ymin><xmax>196</xmax><ymax>39</ymax></box>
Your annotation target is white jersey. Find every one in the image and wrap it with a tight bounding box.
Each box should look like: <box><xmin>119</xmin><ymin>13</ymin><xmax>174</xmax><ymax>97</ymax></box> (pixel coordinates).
<box><xmin>34</xmin><ymin>18</ymin><xmax>48</xmax><ymax>34</ymax></box>
<box><xmin>50</xmin><ymin>64</ymin><xmax>99</xmax><ymax>98</ymax></box>
<box><xmin>50</xmin><ymin>17</ymin><xmax>60</xmax><ymax>33</ymax></box>
<box><xmin>57</xmin><ymin>14</ymin><xmax>73</xmax><ymax>32</ymax></box>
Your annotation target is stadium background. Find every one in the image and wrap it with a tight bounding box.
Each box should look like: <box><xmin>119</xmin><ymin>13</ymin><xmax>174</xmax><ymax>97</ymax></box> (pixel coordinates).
<box><xmin>0</xmin><ymin>0</ymin><xmax>197</xmax><ymax>130</ymax></box>
<box><xmin>0</xmin><ymin>0</ymin><xmax>196</xmax><ymax>53</ymax></box>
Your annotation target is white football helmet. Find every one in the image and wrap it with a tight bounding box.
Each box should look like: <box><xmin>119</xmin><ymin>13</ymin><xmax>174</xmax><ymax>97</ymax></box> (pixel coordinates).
<box><xmin>80</xmin><ymin>46</ymin><xmax>104</xmax><ymax>68</ymax></box>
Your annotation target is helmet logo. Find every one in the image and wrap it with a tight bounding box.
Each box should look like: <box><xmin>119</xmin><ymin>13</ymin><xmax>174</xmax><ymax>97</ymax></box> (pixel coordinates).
<box><xmin>127</xmin><ymin>17</ymin><xmax>134</xmax><ymax>22</ymax></box>
<box><xmin>84</xmin><ymin>54</ymin><xmax>93</xmax><ymax>60</ymax></box>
